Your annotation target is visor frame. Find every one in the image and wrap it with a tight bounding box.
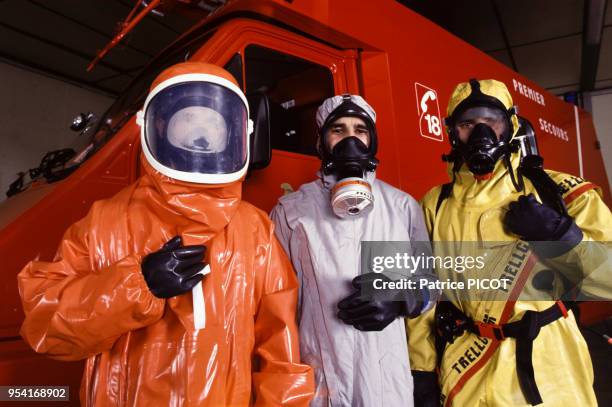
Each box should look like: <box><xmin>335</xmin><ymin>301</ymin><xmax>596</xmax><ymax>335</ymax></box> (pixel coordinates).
<box><xmin>453</xmin><ymin>106</ymin><xmax>509</xmax><ymax>136</ymax></box>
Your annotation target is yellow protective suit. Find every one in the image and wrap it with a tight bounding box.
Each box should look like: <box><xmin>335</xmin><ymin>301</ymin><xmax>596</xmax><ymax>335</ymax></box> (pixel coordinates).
<box><xmin>408</xmin><ymin>151</ymin><xmax>612</xmax><ymax>406</ymax></box>
<box><xmin>408</xmin><ymin>79</ymin><xmax>611</xmax><ymax>406</ymax></box>
<box><xmin>18</xmin><ymin>155</ymin><xmax>314</xmax><ymax>406</ymax></box>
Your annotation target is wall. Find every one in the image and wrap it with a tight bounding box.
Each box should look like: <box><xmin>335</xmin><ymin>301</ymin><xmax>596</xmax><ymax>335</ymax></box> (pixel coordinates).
<box><xmin>0</xmin><ymin>61</ymin><xmax>114</xmax><ymax>201</ymax></box>
<box><xmin>587</xmin><ymin>90</ymin><xmax>612</xmax><ymax>193</ymax></box>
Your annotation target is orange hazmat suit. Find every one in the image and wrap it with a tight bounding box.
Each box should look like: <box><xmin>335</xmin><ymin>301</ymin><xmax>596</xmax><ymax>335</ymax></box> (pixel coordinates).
<box><xmin>18</xmin><ymin>62</ymin><xmax>314</xmax><ymax>406</ymax></box>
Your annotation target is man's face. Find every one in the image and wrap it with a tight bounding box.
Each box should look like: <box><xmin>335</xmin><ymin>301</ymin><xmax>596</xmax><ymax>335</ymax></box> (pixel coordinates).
<box><xmin>454</xmin><ymin>107</ymin><xmax>507</xmax><ymax>143</ymax></box>
<box><xmin>325</xmin><ymin>116</ymin><xmax>370</xmax><ymax>150</ymax></box>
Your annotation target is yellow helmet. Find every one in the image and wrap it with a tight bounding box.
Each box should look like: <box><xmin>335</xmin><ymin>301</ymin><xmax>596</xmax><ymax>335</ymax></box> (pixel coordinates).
<box><xmin>446</xmin><ymin>79</ymin><xmax>519</xmax><ymax>142</ymax></box>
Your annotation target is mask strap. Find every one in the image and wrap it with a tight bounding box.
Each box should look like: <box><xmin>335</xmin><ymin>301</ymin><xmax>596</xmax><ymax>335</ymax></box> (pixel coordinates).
<box><xmin>469</xmin><ymin>78</ymin><xmax>481</xmax><ymax>92</ymax></box>
<box><xmin>504</xmin><ymin>153</ymin><xmax>524</xmax><ymax>192</ymax></box>
<box><xmin>452</xmin><ymin>158</ymin><xmax>462</xmax><ymax>173</ymax></box>
<box><xmin>319</xmin><ymin>169</ymin><xmax>334</xmax><ymax>190</ymax></box>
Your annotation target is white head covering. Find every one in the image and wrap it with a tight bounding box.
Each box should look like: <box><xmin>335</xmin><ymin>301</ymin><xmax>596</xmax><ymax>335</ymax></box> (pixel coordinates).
<box><xmin>316</xmin><ymin>94</ymin><xmax>376</xmax><ymax>128</ymax></box>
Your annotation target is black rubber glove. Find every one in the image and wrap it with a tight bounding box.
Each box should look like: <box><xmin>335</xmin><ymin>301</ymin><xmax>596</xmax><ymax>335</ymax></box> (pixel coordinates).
<box><xmin>141</xmin><ymin>236</ymin><xmax>206</xmax><ymax>299</ymax></box>
<box><xmin>412</xmin><ymin>371</ymin><xmax>440</xmax><ymax>407</ymax></box>
<box><xmin>505</xmin><ymin>194</ymin><xmax>582</xmax><ymax>257</ymax></box>
<box><xmin>337</xmin><ymin>273</ymin><xmax>423</xmax><ymax>331</ymax></box>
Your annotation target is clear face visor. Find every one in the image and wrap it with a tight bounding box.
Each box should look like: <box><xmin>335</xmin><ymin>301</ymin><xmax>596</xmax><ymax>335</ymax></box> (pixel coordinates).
<box><xmin>454</xmin><ymin>106</ymin><xmax>508</xmax><ymax>135</ymax></box>
<box><xmin>144</xmin><ymin>81</ymin><xmax>248</xmax><ymax>176</ymax></box>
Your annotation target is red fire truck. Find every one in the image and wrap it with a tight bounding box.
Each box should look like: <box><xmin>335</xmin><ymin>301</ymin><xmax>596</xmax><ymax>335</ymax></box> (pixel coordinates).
<box><xmin>0</xmin><ymin>0</ymin><xmax>609</xmax><ymax>403</ymax></box>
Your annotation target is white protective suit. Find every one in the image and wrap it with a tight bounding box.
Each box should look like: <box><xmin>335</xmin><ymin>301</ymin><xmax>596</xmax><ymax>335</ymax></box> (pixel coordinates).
<box><xmin>271</xmin><ymin>171</ymin><xmax>436</xmax><ymax>407</ymax></box>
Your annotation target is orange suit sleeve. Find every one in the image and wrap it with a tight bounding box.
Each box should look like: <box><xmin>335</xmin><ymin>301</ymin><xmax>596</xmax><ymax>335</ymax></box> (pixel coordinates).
<box><xmin>18</xmin><ymin>206</ymin><xmax>165</xmax><ymax>361</ymax></box>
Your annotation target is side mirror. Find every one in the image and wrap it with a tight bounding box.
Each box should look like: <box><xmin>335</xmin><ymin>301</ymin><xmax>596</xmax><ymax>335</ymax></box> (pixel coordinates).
<box><xmin>70</xmin><ymin>112</ymin><xmax>96</xmax><ymax>132</ymax></box>
<box><xmin>247</xmin><ymin>93</ymin><xmax>272</xmax><ymax>170</ymax></box>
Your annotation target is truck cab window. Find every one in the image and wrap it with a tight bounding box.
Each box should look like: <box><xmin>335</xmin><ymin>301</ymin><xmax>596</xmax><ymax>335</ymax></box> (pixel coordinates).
<box><xmin>244</xmin><ymin>45</ymin><xmax>334</xmax><ymax>156</ymax></box>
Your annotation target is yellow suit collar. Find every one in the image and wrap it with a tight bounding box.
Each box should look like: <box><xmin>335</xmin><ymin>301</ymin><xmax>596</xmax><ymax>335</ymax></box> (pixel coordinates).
<box><xmin>448</xmin><ymin>152</ymin><xmax>522</xmax><ymax>208</ymax></box>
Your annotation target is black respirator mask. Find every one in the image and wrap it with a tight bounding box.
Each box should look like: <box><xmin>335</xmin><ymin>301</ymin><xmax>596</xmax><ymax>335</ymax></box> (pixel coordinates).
<box><xmin>319</xmin><ymin>97</ymin><xmax>378</xmax><ymax>218</ymax></box>
<box><xmin>457</xmin><ymin>122</ymin><xmax>511</xmax><ymax>176</ymax></box>
<box><xmin>324</xmin><ymin>136</ymin><xmax>378</xmax><ymax>178</ymax></box>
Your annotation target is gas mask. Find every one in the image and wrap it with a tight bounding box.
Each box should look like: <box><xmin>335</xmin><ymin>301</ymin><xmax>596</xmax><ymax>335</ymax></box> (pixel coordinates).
<box><xmin>444</xmin><ymin>79</ymin><xmax>519</xmax><ymax>180</ymax></box>
<box><xmin>325</xmin><ymin>136</ymin><xmax>377</xmax><ymax>218</ymax></box>
<box><xmin>447</xmin><ymin>103</ymin><xmax>514</xmax><ymax>178</ymax></box>
<box><xmin>458</xmin><ymin>122</ymin><xmax>510</xmax><ymax>176</ymax></box>
<box><xmin>317</xmin><ymin>95</ymin><xmax>379</xmax><ymax>218</ymax></box>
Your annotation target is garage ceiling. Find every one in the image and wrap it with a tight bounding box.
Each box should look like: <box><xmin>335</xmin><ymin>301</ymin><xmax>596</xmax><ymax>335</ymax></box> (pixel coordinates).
<box><xmin>403</xmin><ymin>0</ymin><xmax>612</xmax><ymax>96</ymax></box>
<box><xmin>0</xmin><ymin>0</ymin><xmax>610</xmax><ymax>99</ymax></box>
<box><xmin>0</xmin><ymin>0</ymin><xmax>209</xmax><ymax>96</ymax></box>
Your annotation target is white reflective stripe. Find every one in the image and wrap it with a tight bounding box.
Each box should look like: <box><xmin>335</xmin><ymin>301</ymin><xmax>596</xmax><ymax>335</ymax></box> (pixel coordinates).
<box><xmin>193</xmin><ymin>264</ymin><xmax>211</xmax><ymax>330</ymax></box>
<box><xmin>574</xmin><ymin>105</ymin><xmax>584</xmax><ymax>178</ymax></box>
